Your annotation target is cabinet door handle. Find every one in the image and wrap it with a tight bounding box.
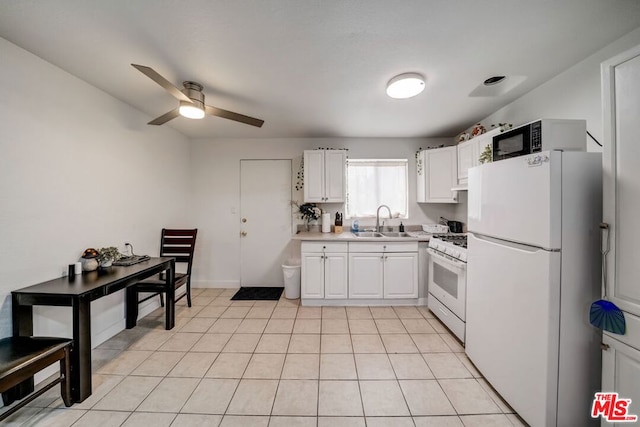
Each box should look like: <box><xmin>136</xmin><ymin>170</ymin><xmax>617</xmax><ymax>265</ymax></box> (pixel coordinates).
<box><xmin>241</xmin><ymin>231</ymin><xmax>247</xmax><ymax>236</ymax></box>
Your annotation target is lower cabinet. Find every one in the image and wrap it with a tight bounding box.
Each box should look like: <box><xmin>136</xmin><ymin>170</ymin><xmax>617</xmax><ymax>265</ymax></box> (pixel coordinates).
<box><xmin>383</xmin><ymin>253</ymin><xmax>419</xmax><ymax>298</ymax></box>
<box><xmin>348</xmin><ymin>242</ymin><xmax>419</xmax><ymax>300</ymax></box>
<box><xmin>348</xmin><ymin>253</ymin><xmax>384</xmax><ymax>298</ymax></box>
<box><xmin>302</xmin><ymin>241</ymin><xmax>419</xmax><ymax>301</ymax></box>
<box><xmin>301</xmin><ymin>242</ymin><xmax>348</xmax><ymax>299</ymax></box>
<box><xmin>602</xmin><ymin>326</ymin><xmax>640</xmax><ymax>422</ymax></box>
<box><xmin>349</xmin><ymin>252</ymin><xmax>418</xmax><ymax>299</ymax></box>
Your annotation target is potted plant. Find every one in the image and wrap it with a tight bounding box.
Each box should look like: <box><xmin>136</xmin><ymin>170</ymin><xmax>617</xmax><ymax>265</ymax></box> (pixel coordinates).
<box><xmin>97</xmin><ymin>247</ymin><xmax>122</xmax><ymax>268</ymax></box>
<box><xmin>293</xmin><ymin>202</ymin><xmax>322</xmax><ymax>231</ymax></box>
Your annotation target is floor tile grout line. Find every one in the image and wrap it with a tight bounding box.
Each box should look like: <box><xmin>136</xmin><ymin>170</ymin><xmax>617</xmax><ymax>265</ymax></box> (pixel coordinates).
<box><xmin>53</xmin><ymin>289</ymin><xmax>515</xmax><ymax>425</ymax></box>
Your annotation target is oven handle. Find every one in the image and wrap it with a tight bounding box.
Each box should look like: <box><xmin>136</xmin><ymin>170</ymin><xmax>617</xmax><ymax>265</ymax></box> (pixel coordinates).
<box><xmin>427</xmin><ymin>248</ymin><xmax>467</xmax><ymax>270</ymax></box>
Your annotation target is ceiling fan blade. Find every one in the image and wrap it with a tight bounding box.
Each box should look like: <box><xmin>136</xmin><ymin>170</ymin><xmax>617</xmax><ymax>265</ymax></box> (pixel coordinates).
<box><xmin>205</xmin><ymin>105</ymin><xmax>264</xmax><ymax>128</ymax></box>
<box><xmin>148</xmin><ymin>108</ymin><xmax>180</xmax><ymax>125</ymax></box>
<box><xmin>131</xmin><ymin>64</ymin><xmax>192</xmax><ymax>103</ymax></box>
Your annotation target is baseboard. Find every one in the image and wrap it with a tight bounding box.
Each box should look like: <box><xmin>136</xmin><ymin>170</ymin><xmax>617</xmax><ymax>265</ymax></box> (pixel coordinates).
<box><xmin>193</xmin><ymin>279</ymin><xmax>240</xmax><ymax>289</ymax></box>
<box><xmin>302</xmin><ymin>298</ymin><xmax>425</xmax><ymax>307</ymax></box>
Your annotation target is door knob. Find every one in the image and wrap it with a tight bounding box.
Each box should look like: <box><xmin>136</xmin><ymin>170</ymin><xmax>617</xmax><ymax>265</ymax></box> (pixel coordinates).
<box><xmin>241</xmin><ymin>231</ymin><xmax>247</xmax><ymax>236</ymax></box>
<box><xmin>242</xmin><ymin>218</ymin><xmax>247</xmax><ymax>223</ymax></box>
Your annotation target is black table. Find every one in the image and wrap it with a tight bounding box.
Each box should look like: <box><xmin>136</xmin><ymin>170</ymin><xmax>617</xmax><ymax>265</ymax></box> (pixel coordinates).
<box><xmin>7</xmin><ymin>257</ymin><xmax>175</xmax><ymax>404</ymax></box>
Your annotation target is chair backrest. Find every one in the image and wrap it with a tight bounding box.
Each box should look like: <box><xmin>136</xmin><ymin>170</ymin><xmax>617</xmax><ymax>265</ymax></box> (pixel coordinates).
<box><xmin>159</xmin><ymin>229</ymin><xmax>198</xmax><ymax>275</ymax></box>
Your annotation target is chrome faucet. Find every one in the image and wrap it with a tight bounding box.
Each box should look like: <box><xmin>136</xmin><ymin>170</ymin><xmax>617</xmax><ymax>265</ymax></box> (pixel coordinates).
<box><xmin>376</xmin><ymin>205</ymin><xmax>392</xmax><ymax>232</ymax></box>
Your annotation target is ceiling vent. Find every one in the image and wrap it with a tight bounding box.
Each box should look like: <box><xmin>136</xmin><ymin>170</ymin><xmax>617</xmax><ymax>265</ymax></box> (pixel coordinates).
<box><xmin>469</xmin><ymin>75</ymin><xmax>526</xmax><ymax>97</ymax></box>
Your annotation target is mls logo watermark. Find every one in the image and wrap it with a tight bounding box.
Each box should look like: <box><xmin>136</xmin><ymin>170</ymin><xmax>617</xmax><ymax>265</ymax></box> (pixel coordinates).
<box><xmin>592</xmin><ymin>392</ymin><xmax>638</xmax><ymax>422</ymax></box>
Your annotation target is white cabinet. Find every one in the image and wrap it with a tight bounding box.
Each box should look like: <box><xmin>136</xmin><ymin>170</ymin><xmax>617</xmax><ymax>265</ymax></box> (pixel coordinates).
<box><xmin>383</xmin><ymin>253</ymin><xmax>418</xmax><ymax>298</ymax></box>
<box><xmin>349</xmin><ymin>242</ymin><xmax>418</xmax><ymax>299</ymax></box>
<box><xmin>301</xmin><ymin>242</ymin><xmax>348</xmax><ymax>299</ymax></box>
<box><xmin>324</xmin><ymin>253</ymin><xmax>348</xmax><ymax>299</ymax></box>
<box><xmin>456</xmin><ymin>128</ymin><xmax>500</xmax><ymax>186</ymax></box>
<box><xmin>601</xmin><ymin>45</ymin><xmax>640</xmax><ymax>411</ymax></box>
<box><xmin>348</xmin><ymin>253</ymin><xmax>384</xmax><ymax>298</ymax></box>
<box><xmin>303</xmin><ymin>150</ymin><xmax>346</xmax><ymax>203</ymax></box>
<box><xmin>417</xmin><ymin>146</ymin><xmax>458</xmax><ymax>203</ymax></box>
<box><xmin>301</xmin><ymin>253</ymin><xmax>324</xmax><ymax>298</ymax></box>
<box><xmin>602</xmin><ymin>331</ymin><xmax>640</xmax><ymax>423</ymax></box>
<box><xmin>456</xmin><ymin>139</ymin><xmax>475</xmax><ymax>185</ymax></box>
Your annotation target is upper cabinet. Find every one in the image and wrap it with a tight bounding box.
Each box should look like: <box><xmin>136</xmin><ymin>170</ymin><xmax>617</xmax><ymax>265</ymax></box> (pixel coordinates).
<box><xmin>304</xmin><ymin>150</ymin><xmax>346</xmax><ymax>203</ymax></box>
<box><xmin>456</xmin><ymin>128</ymin><xmax>501</xmax><ymax>187</ymax></box>
<box><xmin>417</xmin><ymin>146</ymin><xmax>458</xmax><ymax>203</ymax></box>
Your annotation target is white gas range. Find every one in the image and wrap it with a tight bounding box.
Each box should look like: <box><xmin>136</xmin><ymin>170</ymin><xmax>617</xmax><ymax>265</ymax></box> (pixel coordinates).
<box><xmin>427</xmin><ymin>234</ymin><xmax>468</xmax><ymax>343</ymax></box>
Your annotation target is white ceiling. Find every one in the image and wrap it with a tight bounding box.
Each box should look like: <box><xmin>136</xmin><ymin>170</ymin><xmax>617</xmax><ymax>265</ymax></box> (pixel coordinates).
<box><xmin>1</xmin><ymin>1</ymin><xmax>639</xmax><ymax>139</ymax></box>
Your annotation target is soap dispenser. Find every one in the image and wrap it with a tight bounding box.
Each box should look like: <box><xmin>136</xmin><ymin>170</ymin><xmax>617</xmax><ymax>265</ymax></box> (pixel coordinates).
<box><xmin>399</xmin><ymin>222</ymin><xmax>405</xmax><ymax>232</ymax></box>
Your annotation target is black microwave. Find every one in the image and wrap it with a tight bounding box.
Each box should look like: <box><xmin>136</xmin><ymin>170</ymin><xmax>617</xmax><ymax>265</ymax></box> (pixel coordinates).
<box><xmin>492</xmin><ymin>119</ymin><xmax>586</xmax><ymax>162</ymax></box>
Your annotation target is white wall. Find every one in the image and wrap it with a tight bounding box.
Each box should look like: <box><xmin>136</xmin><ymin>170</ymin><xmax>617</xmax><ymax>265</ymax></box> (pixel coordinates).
<box><xmin>189</xmin><ymin>137</ymin><xmax>463</xmax><ymax>287</ymax></box>
<box><xmin>473</xmin><ymin>27</ymin><xmax>640</xmax><ymax>152</ymax></box>
<box><xmin>0</xmin><ymin>37</ymin><xmax>191</xmax><ymax>342</ymax></box>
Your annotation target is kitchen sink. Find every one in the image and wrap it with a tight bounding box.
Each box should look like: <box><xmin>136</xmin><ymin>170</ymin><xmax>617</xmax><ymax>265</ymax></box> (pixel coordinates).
<box><xmin>352</xmin><ymin>231</ymin><xmax>384</xmax><ymax>238</ymax></box>
<box><xmin>381</xmin><ymin>232</ymin><xmax>412</xmax><ymax>237</ymax></box>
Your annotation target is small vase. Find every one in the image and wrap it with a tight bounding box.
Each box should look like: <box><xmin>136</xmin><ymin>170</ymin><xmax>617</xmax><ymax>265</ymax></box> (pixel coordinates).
<box><xmin>100</xmin><ymin>259</ymin><xmax>113</xmax><ymax>268</ymax></box>
<box><xmin>82</xmin><ymin>258</ymin><xmax>99</xmax><ymax>272</ymax></box>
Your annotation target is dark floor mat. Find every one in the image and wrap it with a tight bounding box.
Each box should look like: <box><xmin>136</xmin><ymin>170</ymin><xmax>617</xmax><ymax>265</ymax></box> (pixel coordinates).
<box><xmin>231</xmin><ymin>287</ymin><xmax>284</xmax><ymax>300</ymax></box>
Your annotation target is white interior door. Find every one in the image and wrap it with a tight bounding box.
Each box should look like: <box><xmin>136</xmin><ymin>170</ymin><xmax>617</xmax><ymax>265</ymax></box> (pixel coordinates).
<box><xmin>240</xmin><ymin>160</ymin><xmax>292</xmax><ymax>286</ymax></box>
<box><xmin>605</xmin><ymin>49</ymin><xmax>640</xmax><ymax>315</ymax></box>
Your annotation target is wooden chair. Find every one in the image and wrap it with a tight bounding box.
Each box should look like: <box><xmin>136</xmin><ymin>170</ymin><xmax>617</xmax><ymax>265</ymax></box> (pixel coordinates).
<box><xmin>136</xmin><ymin>228</ymin><xmax>198</xmax><ymax>308</ymax></box>
<box><xmin>0</xmin><ymin>336</ymin><xmax>73</xmax><ymax>421</ymax></box>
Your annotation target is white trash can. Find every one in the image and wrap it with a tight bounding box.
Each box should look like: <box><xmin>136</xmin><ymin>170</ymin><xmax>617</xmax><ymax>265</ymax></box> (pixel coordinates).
<box><xmin>282</xmin><ymin>261</ymin><xmax>301</xmax><ymax>299</ymax></box>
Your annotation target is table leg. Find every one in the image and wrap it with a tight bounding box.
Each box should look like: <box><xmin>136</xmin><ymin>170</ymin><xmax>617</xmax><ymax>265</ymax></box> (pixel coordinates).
<box><xmin>165</xmin><ymin>262</ymin><xmax>175</xmax><ymax>330</ymax></box>
<box><xmin>2</xmin><ymin>295</ymin><xmax>34</xmax><ymax>405</ymax></box>
<box><xmin>125</xmin><ymin>286</ymin><xmax>138</xmax><ymax>329</ymax></box>
<box><xmin>71</xmin><ymin>296</ymin><xmax>91</xmax><ymax>403</ymax></box>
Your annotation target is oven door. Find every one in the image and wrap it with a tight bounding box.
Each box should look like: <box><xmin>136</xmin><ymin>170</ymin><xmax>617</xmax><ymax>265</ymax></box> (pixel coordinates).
<box><xmin>428</xmin><ymin>248</ymin><xmax>467</xmax><ymax>320</ymax></box>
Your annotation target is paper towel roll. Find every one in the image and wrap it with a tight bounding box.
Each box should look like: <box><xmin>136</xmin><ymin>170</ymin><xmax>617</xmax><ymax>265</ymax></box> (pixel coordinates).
<box><xmin>321</xmin><ymin>212</ymin><xmax>331</xmax><ymax>233</ymax></box>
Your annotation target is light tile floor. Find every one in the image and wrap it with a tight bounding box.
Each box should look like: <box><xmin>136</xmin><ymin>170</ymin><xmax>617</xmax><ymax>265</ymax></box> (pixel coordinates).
<box><xmin>5</xmin><ymin>288</ymin><xmax>528</xmax><ymax>426</ymax></box>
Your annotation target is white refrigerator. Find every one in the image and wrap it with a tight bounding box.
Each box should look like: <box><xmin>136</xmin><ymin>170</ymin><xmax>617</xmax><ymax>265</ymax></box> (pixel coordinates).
<box><xmin>466</xmin><ymin>151</ymin><xmax>602</xmax><ymax>427</ymax></box>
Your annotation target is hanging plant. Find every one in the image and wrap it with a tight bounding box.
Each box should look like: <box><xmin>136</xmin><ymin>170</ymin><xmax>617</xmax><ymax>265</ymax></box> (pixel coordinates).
<box><xmin>295</xmin><ymin>157</ymin><xmax>304</xmax><ymax>191</ymax></box>
<box><xmin>478</xmin><ymin>144</ymin><xmax>493</xmax><ymax>164</ymax></box>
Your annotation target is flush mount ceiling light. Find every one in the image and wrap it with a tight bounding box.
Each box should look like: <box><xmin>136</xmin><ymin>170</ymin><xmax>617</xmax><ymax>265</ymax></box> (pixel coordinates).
<box><xmin>386</xmin><ymin>73</ymin><xmax>425</xmax><ymax>99</ymax></box>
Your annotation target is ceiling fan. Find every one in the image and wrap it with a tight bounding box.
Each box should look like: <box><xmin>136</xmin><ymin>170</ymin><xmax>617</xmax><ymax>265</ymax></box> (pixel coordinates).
<box><xmin>131</xmin><ymin>64</ymin><xmax>264</xmax><ymax>128</ymax></box>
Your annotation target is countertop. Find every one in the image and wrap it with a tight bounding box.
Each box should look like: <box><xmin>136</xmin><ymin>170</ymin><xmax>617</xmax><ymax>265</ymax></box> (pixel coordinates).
<box><xmin>292</xmin><ymin>231</ymin><xmax>431</xmax><ymax>242</ymax></box>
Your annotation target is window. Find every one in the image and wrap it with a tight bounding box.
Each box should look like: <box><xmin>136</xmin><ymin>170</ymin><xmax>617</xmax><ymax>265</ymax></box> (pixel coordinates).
<box><xmin>346</xmin><ymin>159</ymin><xmax>408</xmax><ymax>218</ymax></box>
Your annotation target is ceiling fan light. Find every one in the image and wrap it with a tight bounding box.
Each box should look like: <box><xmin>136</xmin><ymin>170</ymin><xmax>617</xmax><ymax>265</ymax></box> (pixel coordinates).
<box><xmin>179</xmin><ymin>101</ymin><xmax>205</xmax><ymax>119</ymax></box>
<box><xmin>386</xmin><ymin>73</ymin><xmax>425</xmax><ymax>99</ymax></box>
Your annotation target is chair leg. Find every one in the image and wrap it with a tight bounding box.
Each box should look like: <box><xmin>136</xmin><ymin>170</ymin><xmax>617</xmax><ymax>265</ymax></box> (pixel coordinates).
<box><xmin>159</xmin><ymin>293</ymin><xmax>164</xmax><ymax>307</ymax></box>
<box><xmin>60</xmin><ymin>346</ymin><xmax>72</xmax><ymax>407</ymax></box>
<box><xmin>186</xmin><ymin>280</ymin><xmax>192</xmax><ymax>307</ymax></box>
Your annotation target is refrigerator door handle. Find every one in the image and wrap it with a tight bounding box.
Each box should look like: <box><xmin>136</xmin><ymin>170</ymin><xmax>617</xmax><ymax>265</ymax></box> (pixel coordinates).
<box><xmin>470</xmin><ymin>232</ymin><xmax>557</xmax><ymax>253</ymax></box>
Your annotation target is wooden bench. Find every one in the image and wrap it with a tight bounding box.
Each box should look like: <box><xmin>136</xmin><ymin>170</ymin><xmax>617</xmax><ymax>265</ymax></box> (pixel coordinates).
<box><xmin>0</xmin><ymin>337</ymin><xmax>73</xmax><ymax>421</ymax></box>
